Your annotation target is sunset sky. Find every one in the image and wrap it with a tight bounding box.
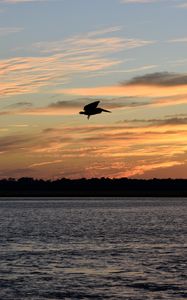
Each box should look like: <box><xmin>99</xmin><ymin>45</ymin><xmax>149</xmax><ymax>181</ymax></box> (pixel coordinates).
<box><xmin>1</xmin><ymin>0</ymin><xmax>187</xmax><ymax>179</ymax></box>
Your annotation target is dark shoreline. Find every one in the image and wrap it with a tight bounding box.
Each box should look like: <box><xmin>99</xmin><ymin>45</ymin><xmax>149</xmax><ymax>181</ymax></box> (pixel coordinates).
<box><xmin>1</xmin><ymin>178</ymin><xmax>187</xmax><ymax>197</ymax></box>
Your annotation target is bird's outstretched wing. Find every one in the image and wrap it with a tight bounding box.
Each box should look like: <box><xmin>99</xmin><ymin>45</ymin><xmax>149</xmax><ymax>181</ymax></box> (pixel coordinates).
<box><xmin>84</xmin><ymin>101</ymin><xmax>100</xmax><ymax>111</ymax></box>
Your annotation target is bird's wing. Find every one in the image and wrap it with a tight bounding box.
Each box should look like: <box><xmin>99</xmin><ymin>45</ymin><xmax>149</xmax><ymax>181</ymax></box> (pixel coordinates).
<box><xmin>84</xmin><ymin>101</ymin><xmax>100</xmax><ymax>111</ymax></box>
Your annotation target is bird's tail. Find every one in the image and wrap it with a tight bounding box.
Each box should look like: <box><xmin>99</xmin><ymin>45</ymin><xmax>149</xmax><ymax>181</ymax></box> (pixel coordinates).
<box><xmin>87</xmin><ymin>115</ymin><xmax>90</xmax><ymax>120</ymax></box>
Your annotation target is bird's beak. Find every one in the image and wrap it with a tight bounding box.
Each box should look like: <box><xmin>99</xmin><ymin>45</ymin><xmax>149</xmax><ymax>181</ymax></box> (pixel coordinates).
<box><xmin>102</xmin><ymin>109</ymin><xmax>111</xmax><ymax>113</ymax></box>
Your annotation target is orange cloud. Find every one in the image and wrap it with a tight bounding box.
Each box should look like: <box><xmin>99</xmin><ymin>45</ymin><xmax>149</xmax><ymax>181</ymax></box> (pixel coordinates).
<box><xmin>29</xmin><ymin>160</ymin><xmax>63</xmax><ymax>168</ymax></box>
<box><xmin>59</xmin><ymin>84</ymin><xmax>187</xmax><ymax>98</ymax></box>
<box><xmin>1</xmin><ymin>114</ymin><xmax>187</xmax><ymax>179</ymax></box>
<box><xmin>0</xmin><ymin>54</ymin><xmax>120</xmax><ymax>97</ymax></box>
<box><xmin>115</xmin><ymin>161</ymin><xmax>184</xmax><ymax>178</ymax></box>
<box><xmin>58</xmin><ymin>72</ymin><xmax>187</xmax><ymax>108</ymax></box>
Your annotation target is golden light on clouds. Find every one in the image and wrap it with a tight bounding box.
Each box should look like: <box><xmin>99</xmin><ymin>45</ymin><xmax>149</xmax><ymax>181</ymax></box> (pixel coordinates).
<box><xmin>1</xmin><ymin>118</ymin><xmax>187</xmax><ymax>178</ymax></box>
<box><xmin>60</xmin><ymin>84</ymin><xmax>187</xmax><ymax>99</ymax></box>
<box><xmin>0</xmin><ymin>54</ymin><xmax>119</xmax><ymax>97</ymax></box>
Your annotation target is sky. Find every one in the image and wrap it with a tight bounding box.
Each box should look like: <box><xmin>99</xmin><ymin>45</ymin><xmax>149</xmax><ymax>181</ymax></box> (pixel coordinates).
<box><xmin>1</xmin><ymin>0</ymin><xmax>187</xmax><ymax>179</ymax></box>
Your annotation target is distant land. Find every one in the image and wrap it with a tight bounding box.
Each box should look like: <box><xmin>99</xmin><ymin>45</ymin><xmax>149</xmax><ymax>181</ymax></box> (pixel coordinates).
<box><xmin>1</xmin><ymin>178</ymin><xmax>187</xmax><ymax>197</ymax></box>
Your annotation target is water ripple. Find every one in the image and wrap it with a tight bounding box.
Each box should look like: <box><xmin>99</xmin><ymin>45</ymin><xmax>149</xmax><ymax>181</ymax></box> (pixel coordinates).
<box><xmin>0</xmin><ymin>198</ymin><xmax>186</xmax><ymax>299</ymax></box>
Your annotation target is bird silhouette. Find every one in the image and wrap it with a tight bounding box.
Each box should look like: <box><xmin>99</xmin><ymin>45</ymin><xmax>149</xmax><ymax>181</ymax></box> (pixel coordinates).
<box><xmin>79</xmin><ymin>101</ymin><xmax>111</xmax><ymax>119</ymax></box>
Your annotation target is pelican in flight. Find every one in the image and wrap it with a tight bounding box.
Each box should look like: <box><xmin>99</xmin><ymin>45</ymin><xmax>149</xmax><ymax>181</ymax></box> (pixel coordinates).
<box><xmin>79</xmin><ymin>101</ymin><xmax>111</xmax><ymax>119</ymax></box>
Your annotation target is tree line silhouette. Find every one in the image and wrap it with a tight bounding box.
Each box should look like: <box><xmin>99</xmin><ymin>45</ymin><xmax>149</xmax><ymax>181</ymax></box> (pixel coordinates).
<box><xmin>0</xmin><ymin>177</ymin><xmax>187</xmax><ymax>196</ymax></box>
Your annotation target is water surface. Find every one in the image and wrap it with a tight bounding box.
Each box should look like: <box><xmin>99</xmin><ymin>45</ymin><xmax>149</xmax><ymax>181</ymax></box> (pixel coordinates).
<box><xmin>0</xmin><ymin>197</ymin><xmax>186</xmax><ymax>299</ymax></box>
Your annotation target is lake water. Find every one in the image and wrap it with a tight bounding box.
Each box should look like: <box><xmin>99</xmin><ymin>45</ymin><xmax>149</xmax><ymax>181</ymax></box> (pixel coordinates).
<box><xmin>0</xmin><ymin>198</ymin><xmax>186</xmax><ymax>300</ymax></box>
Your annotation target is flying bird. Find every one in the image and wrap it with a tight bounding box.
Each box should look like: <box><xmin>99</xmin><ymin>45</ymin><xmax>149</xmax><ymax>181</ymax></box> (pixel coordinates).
<box><xmin>79</xmin><ymin>101</ymin><xmax>111</xmax><ymax>119</ymax></box>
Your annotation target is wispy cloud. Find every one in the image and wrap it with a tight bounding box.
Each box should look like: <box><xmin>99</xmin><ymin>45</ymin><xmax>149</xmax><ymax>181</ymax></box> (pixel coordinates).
<box><xmin>167</xmin><ymin>59</ymin><xmax>187</xmax><ymax>67</ymax></box>
<box><xmin>0</xmin><ymin>27</ymin><xmax>23</xmax><ymax>36</ymax></box>
<box><xmin>86</xmin><ymin>64</ymin><xmax>158</xmax><ymax>78</ymax></box>
<box><xmin>59</xmin><ymin>72</ymin><xmax>187</xmax><ymax>106</ymax></box>
<box><xmin>119</xmin><ymin>116</ymin><xmax>187</xmax><ymax>126</ymax></box>
<box><xmin>168</xmin><ymin>37</ymin><xmax>187</xmax><ymax>43</ymax></box>
<box><xmin>0</xmin><ymin>134</ymin><xmax>31</xmax><ymax>152</ymax></box>
<box><xmin>120</xmin><ymin>161</ymin><xmax>184</xmax><ymax>178</ymax></box>
<box><xmin>34</xmin><ymin>27</ymin><xmax>154</xmax><ymax>55</ymax></box>
<box><xmin>0</xmin><ymin>28</ymin><xmax>155</xmax><ymax>97</ymax></box>
<box><xmin>59</xmin><ymin>83</ymin><xmax>187</xmax><ymax>99</ymax></box>
<box><xmin>0</xmin><ymin>96</ymin><xmax>150</xmax><ymax>117</ymax></box>
<box><xmin>125</xmin><ymin>72</ymin><xmax>187</xmax><ymax>86</ymax></box>
<box><xmin>85</xmin><ymin>26</ymin><xmax>123</xmax><ymax>37</ymax></box>
<box><xmin>5</xmin><ymin>101</ymin><xmax>33</xmax><ymax>109</ymax></box>
<box><xmin>29</xmin><ymin>160</ymin><xmax>62</xmax><ymax>168</ymax></box>
<box><xmin>0</xmin><ymin>54</ymin><xmax>120</xmax><ymax>97</ymax></box>
<box><xmin>176</xmin><ymin>2</ymin><xmax>187</xmax><ymax>8</ymax></box>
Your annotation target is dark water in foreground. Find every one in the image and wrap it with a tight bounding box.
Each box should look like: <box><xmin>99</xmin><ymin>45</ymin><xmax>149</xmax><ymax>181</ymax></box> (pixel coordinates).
<box><xmin>0</xmin><ymin>198</ymin><xmax>186</xmax><ymax>300</ymax></box>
